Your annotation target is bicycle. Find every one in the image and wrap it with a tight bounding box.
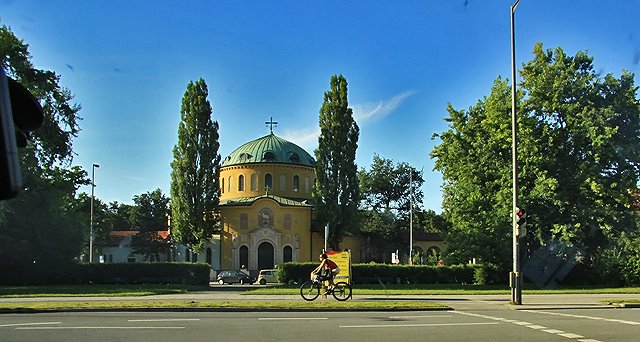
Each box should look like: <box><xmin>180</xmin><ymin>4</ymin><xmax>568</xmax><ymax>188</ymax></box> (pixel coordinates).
<box><xmin>300</xmin><ymin>273</ymin><xmax>352</xmax><ymax>301</ymax></box>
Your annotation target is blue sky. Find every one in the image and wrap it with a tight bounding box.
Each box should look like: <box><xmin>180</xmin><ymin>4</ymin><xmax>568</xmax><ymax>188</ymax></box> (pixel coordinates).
<box><xmin>1</xmin><ymin>0</ymin><xmax>639</xmax><ymax>212</ymax></box>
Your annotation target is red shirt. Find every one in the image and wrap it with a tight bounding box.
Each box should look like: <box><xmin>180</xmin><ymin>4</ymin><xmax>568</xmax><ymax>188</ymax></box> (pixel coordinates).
<box><xmin>325</xmin><ymin>259</ymin><xmax>338</xmax><ymax>270</ymax></box>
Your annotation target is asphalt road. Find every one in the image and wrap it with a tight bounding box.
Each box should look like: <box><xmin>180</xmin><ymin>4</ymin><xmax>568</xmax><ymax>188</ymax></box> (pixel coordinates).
<box><xmin>1</xmin><ymin>308</ymin><xmax>639</xmax><ymax>341</ymax></box>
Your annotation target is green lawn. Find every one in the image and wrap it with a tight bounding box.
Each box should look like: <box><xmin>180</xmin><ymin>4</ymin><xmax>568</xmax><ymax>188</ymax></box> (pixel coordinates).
<box><xmin>246</xmin><ymin>284</ymin><xmax>640</xmax><ymax>296</ymax></box>
<box><xmin>1</xmin><ymin>284</ymin><xmax>639</xmax><ymax>298</ymax></box>
<box><xmin>0</xmin><ymin>300</ymin><xmax>448</xmax><ymax>312</ymax></box>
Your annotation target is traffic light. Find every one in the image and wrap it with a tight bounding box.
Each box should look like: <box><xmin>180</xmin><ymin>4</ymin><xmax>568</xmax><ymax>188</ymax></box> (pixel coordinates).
<box><xmin>0</xmin><ymin>67</ymin><xmax>43</xmax><ymax>199</ymax></box>
<box><xmin>515</xmin><ymin>207</ymin><xmax>527</xmax><ymax>237</ymax></box>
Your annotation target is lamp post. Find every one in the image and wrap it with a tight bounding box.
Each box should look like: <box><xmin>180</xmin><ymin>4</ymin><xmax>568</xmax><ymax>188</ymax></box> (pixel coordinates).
<box><xmin>510</xmin><ymin>0</ymin><xmax>523</xmax><ymax>305</ymax></box>
<box><xmin>89</xmin><ymin>163</ymin><xmax>100</xmax><ymax>263</ymax></box>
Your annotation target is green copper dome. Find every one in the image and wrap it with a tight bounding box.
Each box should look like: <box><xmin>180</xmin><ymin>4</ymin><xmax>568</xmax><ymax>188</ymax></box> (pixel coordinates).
<box><xmin>222</xmin><ymin>133</ymin><xmax>315</xmax><ymax>167</ymax></box>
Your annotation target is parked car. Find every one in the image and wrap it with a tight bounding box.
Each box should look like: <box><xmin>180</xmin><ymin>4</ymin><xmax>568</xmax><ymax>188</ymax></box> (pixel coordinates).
<box><xmin>216</xmin><ymin>270</ymin><xmax>255</xmax><ymax>285</ymax></box>
<box><xmin>257</xmin><ymin>269</ymin><xmax>278</xmax><ymax>285</ymax></box>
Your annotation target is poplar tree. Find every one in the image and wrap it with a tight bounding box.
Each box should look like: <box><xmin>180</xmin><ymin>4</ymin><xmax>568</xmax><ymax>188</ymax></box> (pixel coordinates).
<box><xmin>314</xmin><ymin>74</ymin><xmax>360</xmax><ymax>251</ymax></box>
<box><xmin>170</xmin><ymin>79</ymin><xmax>221</xmax><ymax>252</ymax></box>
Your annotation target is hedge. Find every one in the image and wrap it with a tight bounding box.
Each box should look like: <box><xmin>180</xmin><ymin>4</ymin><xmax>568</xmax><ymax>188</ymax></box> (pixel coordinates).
<box><xmin>0</xmin><ymin>262</ymin><xmax>210</xmax><ymax>285</ymax></box>
<box><xmin>278</xmin><ymin>262</ymin><xmax>506</xmax><ymax>285</ymax></box>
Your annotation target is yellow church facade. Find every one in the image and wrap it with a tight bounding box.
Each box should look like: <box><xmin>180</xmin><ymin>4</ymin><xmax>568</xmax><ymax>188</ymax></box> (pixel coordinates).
<box><xmin>218</xmin><ymin>132</ymin><xmax>327</xmax><ymax>272</ymax></box>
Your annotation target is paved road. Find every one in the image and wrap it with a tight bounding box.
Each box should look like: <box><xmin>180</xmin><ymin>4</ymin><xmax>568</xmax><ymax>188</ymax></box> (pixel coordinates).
<box><xmin>1</xmin><ymin>308</ymin><xmax>639</xmax><ymax>341</ymax></box>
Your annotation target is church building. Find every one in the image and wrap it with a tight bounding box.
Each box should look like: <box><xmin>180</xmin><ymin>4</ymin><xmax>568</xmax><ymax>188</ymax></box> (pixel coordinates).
<box><xmin>217</xmin><ymin>124</ymin><xmax>346</xmax><ymax>272</ymax></box>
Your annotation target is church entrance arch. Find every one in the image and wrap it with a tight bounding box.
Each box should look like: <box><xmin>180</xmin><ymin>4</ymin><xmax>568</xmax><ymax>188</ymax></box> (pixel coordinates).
<box><xmin>257</xmin><ymin>242</ymin><xmax>274</xmax><ymax>270</ymax></box>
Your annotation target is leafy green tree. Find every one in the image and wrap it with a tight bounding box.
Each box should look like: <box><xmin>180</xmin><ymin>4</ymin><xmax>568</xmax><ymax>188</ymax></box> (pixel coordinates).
<box><xmin>130</xmin><ymin>189</ymin><xmax>171</xmax><ymax>260</ymax></box>
<box><xmin>358</xmin><ymin>154</ymin><xmax>424</xmax><ymax>261</ymax></box>
<box><xmin>0</xmin><ymin>24</ymin><xmax>84</xmax><ymax>281</ymax></box>
<box><xmin>431</xmin><ymin>43</ymin><xmax>640</xmax><ymax>274</ymax></box>
<box><xmin>170</xmin><ymin>78</ymin><xmax>221</xmax><ymax>252</ymax></box>
<box><xmin>314</xmin><ymin>74</ymin><xmax>360</xmax><ymax>251</ymax></box>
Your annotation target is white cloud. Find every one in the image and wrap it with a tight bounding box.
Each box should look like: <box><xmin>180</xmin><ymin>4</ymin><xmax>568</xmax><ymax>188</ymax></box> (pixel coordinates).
<box><xmin>283</xmin><ymin>91</ymin><xmax>416</xmax><ymax>151</ymax></box>
<box><xmin>352</xmin><ymin>90</ymin><xmax>417</xmax><ymax>124</ymax></box>
<box><xmin>282</xmin><ymin>127</ymin><xmax>320</xmax><ymax>152</ymax></box>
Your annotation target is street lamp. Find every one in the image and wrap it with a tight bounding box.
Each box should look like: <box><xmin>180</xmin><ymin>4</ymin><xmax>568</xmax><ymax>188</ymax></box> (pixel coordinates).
<box><xmin>510</xmin><ymin>0</ymin><xmax>523</xmax><ymax>305</ymax></box>
<box><xmin>89</xmin><ymin>163</ymin><xmax>100</xmax><ymax>263</ymax></box>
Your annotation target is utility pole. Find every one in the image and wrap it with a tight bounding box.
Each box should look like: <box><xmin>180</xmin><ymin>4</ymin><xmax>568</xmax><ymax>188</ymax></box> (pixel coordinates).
<box><xmin>89</xmin><ymin>163</ymin><xmax>100</xmax><ymax>263</ymax></box>
<box><xmin>510</xmin><ymin>0</ymin><xmax>523</xmax><ymax>305</ymax></box>
<box><xmin>409</xmin><ymin>170</ymin><xmax>413</xmax><ymax>265</ymax></box>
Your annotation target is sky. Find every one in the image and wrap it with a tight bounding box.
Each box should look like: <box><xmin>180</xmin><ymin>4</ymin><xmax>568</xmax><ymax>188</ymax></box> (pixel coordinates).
<box><xmin>1</xmin><ymin>0</ymin><xmax>639</xmax><ymax>212</ymax></box>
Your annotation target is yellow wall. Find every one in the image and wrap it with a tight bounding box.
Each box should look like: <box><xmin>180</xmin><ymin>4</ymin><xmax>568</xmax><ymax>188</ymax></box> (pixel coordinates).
<box><xmin>220</xmin><ymin>197</ymin><xmax>313</xmax><ymax>270</ymax></box>
<box><xmin>220</xmin><ymin>164</ymin><xmax>315</xmax><ymax>201</ymax></box>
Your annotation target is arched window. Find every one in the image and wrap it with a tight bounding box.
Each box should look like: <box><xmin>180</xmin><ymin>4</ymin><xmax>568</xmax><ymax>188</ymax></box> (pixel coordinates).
<box><xmin>289</xmin><ymin>152</ymin><xmax>300</xmax><ymax>163</ymax></box>
<box><xmin>265</xmin><ymin>174</ymin><xmax>272</xmax><ymax>192</ymax></box>
<box><xmin>263</xmin><ymin>151</ymin><xmax>275</xmax><ymax>161</ymax></box>
<box><xmin>250</xmin><ymin>174</ymin><xmax>258</xmax><ymax>191</ymax></box>
<box><xmin>279</xmin><ymin>175</ymin><xmax>286</xmax><ymax>192</ymax></box>
<box><xmin>283</xmin><ymin>246</ymin><xmax>293</xmax><ymax>263</ymax></box>
<box><xmin>238</xmin><ymin>174</ymin><xmax>245</xmax><ymax>191</ymax></box>
<box><xmin>293</xmin><ymin>175</ymin><xmax>299</xmax><ymax>192</ymax></box>
<box><xmin>239</xmin><ymin>246</ymin><xmax>249</xmax><ymax>269</ymax></box>
<box><xmin>228</xmin><ymin>176</ymin><xmax>233</xmax><ymax>192</ymax></box>
<box><xmin>206</xmin><ymin>248</ymin><xmax>212</xmax><ymax>265</ymax></box>
<box><xmin>304</xmin><ymin>176</ymin><xmax>310</xmax><ymax>193</ymax></box>
<box><xmin>221</xmin><ymin>178</ymin><xmax>225</xmax><ymax>194</ymax></box>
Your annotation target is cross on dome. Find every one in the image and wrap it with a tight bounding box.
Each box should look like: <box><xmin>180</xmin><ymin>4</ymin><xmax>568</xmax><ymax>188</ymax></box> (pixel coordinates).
<box><xmin>265</xmin><ymin>116</ymin><xmax>278</xmax><ymax>133</ymax></box>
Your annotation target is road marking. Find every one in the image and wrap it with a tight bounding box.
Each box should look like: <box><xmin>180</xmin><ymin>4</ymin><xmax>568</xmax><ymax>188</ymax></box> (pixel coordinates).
<box><xmin>389</xmin><ymin>315</ymin><xmax>452</xmax><ymax>319</ymax></box>
<box><xmin>558</xmin><ymin>332</ymin><xmax>584</xmax><ymax>338</ymax></box>
<box><xmin>16</xmin><ymin>327</ymin><xmax>186</xmax><ymax>330</ymax></box>
<box><xmin>128</xmin><ymin>319</ymin><xmax>200</xmax><ymax>322</ymax></box>
<box><xmin>522</xmin><ymin>310</ymin><xmax>640</xmax><ymax>326</ymax></box>
<box><xmin>0</xmin><ymin>322</ymin><xmax>61</xmax><ymax>327</ymax></box>
<box><xmin>340</xmin><ymin>322</ymin><xmax>499</xmax><ymax>328</ymax></box>
<box><xmin>526</xmin><ymin>325</ymin><xmax>547</xmax><ymax>330</ymax></box>
<box><xmin>454</xmin><ymin>311</ymin><xmax>600</xmax><ymax>341</ymax></box>
<box><xmin>258</xmin><ymin>317</ymin><xmax>328</xmax><ymax>320</ymax></box>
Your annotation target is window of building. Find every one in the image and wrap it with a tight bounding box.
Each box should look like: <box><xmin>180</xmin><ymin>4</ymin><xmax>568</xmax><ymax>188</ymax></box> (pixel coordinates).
<box><xmin>279</xmin><ymin>174</ymin><xmax>286</xmax><ymax>192</ymax></box>
<box><xmin>265</xmin><ymin>174</ymin><xmax>272</xmax><ymax>192</ymax></box>
<box><xmin>289</xmin><ymin>152</ymin><xmax>299</xmax><ymax>163</ymax></box>
<box><xmin>238</xmin><ymin>174</ymin><xmax>245</xmax><ymax>191</ymax></box>
<box><xmin>293</xmin><ymin>175</ymin><xmax>299</xmax><ymax>192</ymax></box>
<box><xmin>251</xmin><ymin>173</ymin><xmax>257</xmax><ymax>191</ymax></box>
<box><xmin>304</xmin><ymin>176</ymin><xmax>310</xmax><ymax>193</ymax></box>
<box><xmin>240</xmin><ymin>213</ymin><xmax>248</xmax><ymax>229</ymax></box>
<box><xmin>263</xmin><ymin>151</ymin><xmax>275</xmax><ymax>161</ymax></box>
<box><xmin>221</xmin><ymin>178</ymin><xmax>225</xmax><ymax>194</ymax></box>
<box><xmin>127</xmin><ymin>256</ymin><xmax>136</xmax><ymax>263</ymax></box>
<box><xmin>283</xmin><ymin>246</ymin><xmax>293</xmax><ymax>263</ymax></box>
<box><xmin>228</xmin><ymin>176</ymin><xmax>233</xmax><ymax>192</ymax></box>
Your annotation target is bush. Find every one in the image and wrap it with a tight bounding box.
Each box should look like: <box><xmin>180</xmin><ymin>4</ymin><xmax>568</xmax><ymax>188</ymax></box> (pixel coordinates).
<box><xmin>279</xmin><ymin>262</ymin><xmax>486</xmax><ymax>284</ymax></box>
<box><xmin>0</xmin><ymin>262</ymin><xmax>210</xmax><ymax>285</ymax></box>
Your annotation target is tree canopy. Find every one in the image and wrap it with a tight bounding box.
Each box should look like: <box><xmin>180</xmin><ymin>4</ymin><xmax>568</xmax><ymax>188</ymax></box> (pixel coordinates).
<box><xmin>170</xmin><ymin>78</ymin><xmax>221</xmax><ymax>252</ymax></box>
<box><xmin>358</xmin><ymin>154</ymin><xmax>424</xmax><ymax>262</ymax></box>
<box><xmin>0</xmin><ymin>24</ymin><xmax>85</xmax><ymax>280</ymax></box>
<box><xmin>431</xmin><ymin>43</ymin><xmax>640</xmax><ymax>274</ymax></box>
<box><xmin>313</xmin><ymin>74</ymin><xmax>360</xmax><ymax>251</ymax></box>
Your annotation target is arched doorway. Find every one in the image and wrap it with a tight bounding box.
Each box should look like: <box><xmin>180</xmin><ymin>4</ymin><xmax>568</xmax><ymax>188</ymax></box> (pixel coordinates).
<box><xmin>257</xmin><ymin>242</ymin><xmax>274</xmax><ymax>270</ymax></box>
<box><xmin>239</xmin><ymin>246</ymin><xmax>249</xmax><ymax>269</ymax></box>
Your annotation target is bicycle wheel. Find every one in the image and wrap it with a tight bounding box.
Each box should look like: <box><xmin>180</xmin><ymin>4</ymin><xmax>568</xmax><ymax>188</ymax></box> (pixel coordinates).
<box><xmin>300</xmin><ymin>280</ymin><xmax>320</xmax><ymax>301</ymax></box>
<box><xmin>332</xmin><ymin>282</ymin><xmax>352</xmax><ymax>301</ymax></box>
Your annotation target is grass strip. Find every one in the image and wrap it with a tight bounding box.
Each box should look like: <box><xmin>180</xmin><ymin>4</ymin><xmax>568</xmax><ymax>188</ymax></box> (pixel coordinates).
<box><xmin>0</xmin><ymin>300</ymin><xmax>448</xmax><ymax>312</ymax></box>
<box><xmin>246</xmin><ymin>285</ymin><xmax>640</xmax><ymax>296</ymax></box>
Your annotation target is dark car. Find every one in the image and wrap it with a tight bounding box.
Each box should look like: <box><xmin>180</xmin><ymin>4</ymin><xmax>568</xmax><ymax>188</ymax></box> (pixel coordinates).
<box><xmin>216</xmin><ymin>270</ymin><xmax>255</xmax><ymax>285</ymax></box>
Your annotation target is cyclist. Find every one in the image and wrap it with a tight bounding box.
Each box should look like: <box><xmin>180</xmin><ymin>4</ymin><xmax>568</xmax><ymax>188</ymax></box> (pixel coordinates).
<box><xmin>311</xmin><ymin>253</ymin><xmax>340</xmax><ymax>294</ymax></box>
